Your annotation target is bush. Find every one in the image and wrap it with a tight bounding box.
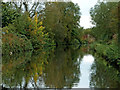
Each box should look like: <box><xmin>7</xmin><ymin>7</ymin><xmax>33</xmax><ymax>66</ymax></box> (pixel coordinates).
<box><xmin>95</xmin><ymin>44</ymin><xmax>119</xmax><ymax>60</ymax></box>
<box><xmin>2</xmin><ymin>33</ymin><xmax>33</xmax><ymax>55</ymax></box>
<box><xmin>91</xmin><ymin>42</ymin><xmax>120</xmax><ymax>66</ymax></box>
<box><xmin>28</xmin><ymin>13</ymin><xmax>54</xmax><ymax>48</ymax></box>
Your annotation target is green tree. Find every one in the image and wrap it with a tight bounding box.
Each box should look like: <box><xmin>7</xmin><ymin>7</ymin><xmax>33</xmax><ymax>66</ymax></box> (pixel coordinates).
<box><xmin>2</xmin><ymin>2</ymin><xmax>21</xmax><ymax>27</ymax></box>
<box><xmin>43</xmin><ymin>2</ymin><xmax>81</xmax><ymax>45</ymax></box>
<box><xmin>90</xmin><ymin>2</ymin><xmax>118</xmax><ymax>42</ymax></box>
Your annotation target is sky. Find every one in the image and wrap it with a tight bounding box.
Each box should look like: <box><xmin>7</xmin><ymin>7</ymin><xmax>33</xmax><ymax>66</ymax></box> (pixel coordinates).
<box><xmin>72</xmin><ymin>0</ymin><xmax>98</xmax><ymax>29</ymax></box>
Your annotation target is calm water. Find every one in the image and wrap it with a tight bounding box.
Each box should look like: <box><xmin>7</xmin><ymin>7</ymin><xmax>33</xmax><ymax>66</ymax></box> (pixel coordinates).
<box><xmin>2</xmin><ymin>46</ymin><xmax>120</xmax><ymax>88</ymax></box>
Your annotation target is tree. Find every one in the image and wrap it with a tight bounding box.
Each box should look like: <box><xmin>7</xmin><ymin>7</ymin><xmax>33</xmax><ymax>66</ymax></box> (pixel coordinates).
<box><xmin>90</xmin><ymin>2</ymin><xmax>118</xmax><ymax>42</ymax></box>
<box><xmin>9</xmin><ymin>1</ymin><xmax>43</xmax><ymax>18</ymax></box>
<box><xmin>2</xmin><ymin>2</ymin><xmax>20</xmax><ymax>27</ymax></box>
<box><xmin>2</xmin><ymin>1</ymin><xmax>44</xmax><ymax>28</ymax></box>
<box><xmin>43</xmin><ymin>2</ymin><xmax>81</xmax><ymax>45</ymax></box>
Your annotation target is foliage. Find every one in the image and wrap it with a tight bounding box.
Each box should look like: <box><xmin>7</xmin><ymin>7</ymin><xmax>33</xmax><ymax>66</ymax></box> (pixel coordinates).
<box><xmin>90</xmin><ymin>2</ymin><xmax>119</xmax><ymax>67</ymax></box>
<box><xmin>43</xmin><ymin>2</ymin><xmax>82</xmax><ymax>45</ymax></box>
<box><xmin>90</xmin><ymin>2</ymin><xmax>118</xmax><ymax>42</ymax></box>
<box><xmin>28</xmin><ymin>12</ymin><xmax>54</xmax><ymax>48</ymax></box>
<box><xmin>90</xmin><ymin>42</ymin><xmax>120</xmax><ymax>66</ymax></box>
<box><xmin>2</xmin><ymin>2</ymin><xmax>21</xmax><ymax>27</ymax></box>
<box><xmin>2</xmin><ymin>2</ymin><xmax>82</xmax><ymax>54</ymax></box>
<box><xmin>2</xmin><ymin>11</ymin><xmax>53</xmax><ymax>49</ymax></box>
<box><xmin>2</xmin><ymin>32</ymin><xmax>33</xmax><ymax>55</ymax></box>
<box><xmin>12</xmin><ymin>12</ymin><xmax>32</xmax><ymax>36</ymax></box>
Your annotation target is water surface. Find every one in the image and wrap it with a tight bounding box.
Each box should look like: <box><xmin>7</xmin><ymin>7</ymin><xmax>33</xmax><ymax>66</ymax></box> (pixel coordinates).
<box><xmin>2</xmin><ymin>46</ymin><xmax>120</xmax><ymax>88</ymax></box>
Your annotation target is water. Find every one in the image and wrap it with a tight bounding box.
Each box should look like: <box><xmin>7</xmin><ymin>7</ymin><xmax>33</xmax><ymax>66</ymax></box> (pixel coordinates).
<box><xmin>73</xmin><ymin>55</ymin><xmax>94</xmax><ymax>88</ymax></box>
<box><xmin>2</xmin><ymin>46</ymin><xmax>120</xmax><ymax>88</ymax></box>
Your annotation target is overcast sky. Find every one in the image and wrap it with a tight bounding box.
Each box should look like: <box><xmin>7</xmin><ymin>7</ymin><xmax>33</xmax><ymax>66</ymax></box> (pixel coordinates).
<box><xmin>72</xmin><ymin>0</ymin><xmax>98</xmax><ymax>29</ymax></box>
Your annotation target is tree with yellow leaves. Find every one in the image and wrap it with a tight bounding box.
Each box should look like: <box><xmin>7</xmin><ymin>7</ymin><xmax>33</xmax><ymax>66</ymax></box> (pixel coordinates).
<box><xmin>28</xmin><ymin>12</ymin><xmax>48</xmax><ymax>48</ymax></box>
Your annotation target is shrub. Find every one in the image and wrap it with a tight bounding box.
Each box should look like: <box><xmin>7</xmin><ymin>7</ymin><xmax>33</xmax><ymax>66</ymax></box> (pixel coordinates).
<box><xmin>91</xmin><ymin>42</ymin><xmax>120</xmax><ymax>66</ymax></box>
<box><xmin>2</xmin><ymin>33</ymin><xmax>33</xmax><ymax>55</ymax></box>
<box><xmin>28</xmin><ymin>13</ymin><xmax>53</xmax><ymax>48</ymax></box>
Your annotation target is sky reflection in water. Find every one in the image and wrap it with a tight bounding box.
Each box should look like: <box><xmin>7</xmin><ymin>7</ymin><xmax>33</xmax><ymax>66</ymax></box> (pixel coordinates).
<box><xmin>73</xmin><ymin>54</ymin><xmax>94</xmax><ymax>88</ymax></box>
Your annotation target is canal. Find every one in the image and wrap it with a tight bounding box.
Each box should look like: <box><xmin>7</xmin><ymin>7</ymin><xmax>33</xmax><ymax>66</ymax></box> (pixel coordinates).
<box><xmin>2</xmin><ymin>46</ymin><xmax>120</xmax><ymax>88</ymax></box>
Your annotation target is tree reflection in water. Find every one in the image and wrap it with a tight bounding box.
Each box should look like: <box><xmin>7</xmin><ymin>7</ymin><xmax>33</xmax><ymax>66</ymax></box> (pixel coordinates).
<box><xmin>43</xmin><ymin>46</ymin><xmax>81</xmax><ymax>88</ymax></box>
<box><xmin>2</xmin><ymin>46</ymin><xmax>82</xmax><ymax>88</ymax></box>
<box><xmin>2</xmin><ymin>52</ymin><xmax>32</xmax><ymax>88</ymax></box>
<box><xmin>90</xmin><ymin>56</ymin><xmax>120</xmax><ymax>88</ymax></box>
